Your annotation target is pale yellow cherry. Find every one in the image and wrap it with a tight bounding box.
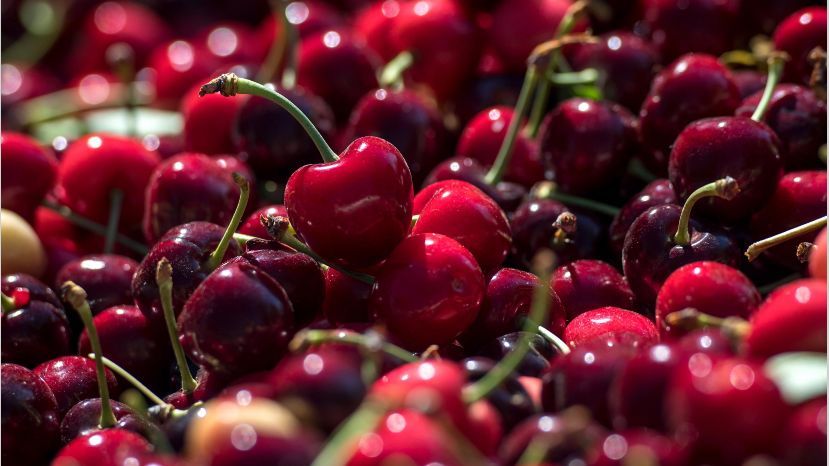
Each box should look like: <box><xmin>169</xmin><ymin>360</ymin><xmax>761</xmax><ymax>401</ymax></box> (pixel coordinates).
<box><xmin>1</xmin><ymin>209</ymin><xmax>46</xmax><ymax>277</ymax></box>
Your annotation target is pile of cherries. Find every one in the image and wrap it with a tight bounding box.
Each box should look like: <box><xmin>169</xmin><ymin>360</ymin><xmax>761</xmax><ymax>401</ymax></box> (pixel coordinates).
<box><xmin>1</xmin><ymin>0</ymin><xmax>828</xmax><ymax>465</ymax></box>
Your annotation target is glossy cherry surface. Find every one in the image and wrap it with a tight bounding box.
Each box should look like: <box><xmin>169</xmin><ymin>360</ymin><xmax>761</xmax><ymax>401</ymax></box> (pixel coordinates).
<box><xmin>52</xmin><ymin>429</ymin><xmax>152</xmax><ymax>466</ymax></box>
<box><xmin>638</xmin><ymin>0</ymin><xmax>740</xmax><ymax>61</ymax></box>
<box><xmin>59</xmin><ymin>398</ymin><xmax>137</xmax><ymax>444</ymax></box>
<box><xmin>731</xmin><ymin>69</ymin><xmax>767</xmax><ymax>99</ymax></box>
<box><xmin>34</xmin><ymin>356</ymin><xmax>119</xmax><ymax>417</ymax></box>
<box><xmin>285</xmin><ymin>135</ymin><xmax>413</xmax><ymax>269</ymax></box>
<box><xmin>370</xmin><ymin>233</ymin><xmax>484</xmax><ymax>350</ymax></box>
<box><xmin>423</xmin><ymin>156</ymin><xmax>527</xmax><ymax>211</ymax></box>
<box><xmin>56</xmin><ymin>254</ymin><xmax>138</xmax><ymax>317</ymax></box>
<box><xmin>321</xmin><ymin>267</ymin><xmax>373</xmax><ymax>324</ymax></box>
<box><xmin>810</xmin><ymin>227</ymin><xmax>827</xmax><ymax>279</ymax></box>
<box><xmin>147</xmin><ymin>39</ymin><xmax>219</xmax><ymax>106</ymax></box>
<box><xmin>181</xmin><ymin>82</ymin><xmax>245</xmax><ymax>155</ymax></box>
<box><xmin>353</xmin><ymin>0</ymin><xmax>403</xmax><ymax>61</ymax></box>
<box><xmin>1</xmin><ymin>280</ymin><xmax>71</xmax><ymax>368</ymax></box>
<box><xmin>1</xmin><ymin>132</ymin><xmax>58</xmax><ymax>221</ymax></box>
<box><xmin>609</xmin><ymin>179</ymin><xmax>677</xmax><ymax>255</ymax></box>
<box><xmin>2</xmin><ymin>273</ymin><xmax>62</xmax><ymax>308</ymax></box>
<box><xmin>588</xmin><ymin>429</ymin><xmax>687</xmax><ymax>466</ymax></box>
<box><xmin>1</xmin><ymin>363</ymin><xmax>60</xmax><ymax>466</ymax></box>
<box><xmin>552</xmin><ymin>260</ymin><xmax>636</xmax><ymax>320</ymax></box>
<box><xmin>773</xmin><ymin>7</ymin><xmax>828</xmax><ymax>84</ymax></box>
<box><xmin>564</xmin><ymin>306</ymin><xmax>657</xmax><ymax>348</ymax></box>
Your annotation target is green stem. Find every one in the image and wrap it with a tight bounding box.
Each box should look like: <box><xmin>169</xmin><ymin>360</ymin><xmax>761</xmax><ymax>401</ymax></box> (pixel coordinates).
<box><xmin>537</xmin><ymin>325</ymin><xmax>571</xmax><ymax>355</ymax></box>
<box><xmin>531</xmin><ymin>181</ymin><xmax>620</xmax><ymax>216</ymax></box>
<box><xmin>379</xmin><ymin>51</ymin><xmax>414</xmax><ymax>90</ymax></box>
<box><xmin>2</xmin><ymin>0</ymin><xmax>66</xmax><ymax>66</ymax></box>
<box><xmin>40</xmin><ymin>199</ymin><xmax>148</xmax><ymax>254</ymax></box>
<box><xmin>745</xmin><ymin>216</ymin><xmax>827</xmax><ymax>262</ymax></box>
<box><xmin>205</xmin><ymin>173</ymin><xmax>250</xmax><ymax>271</ymax></box>
<box><xmin>200</xmin><ymin>73</ymin><xmax>338</xmax><ymax>162</ymax></box>
<box><xmin>484</xmin><ymin>66</ymin><xmax>539</xmax><ymax>185</ymax></box>
<box><xmin>751</xmin><ymin>52</ymin><xmax>788</xmax><ymax>122</ymax></box>
<box><xmin>1</xmin><ymin>293</ymin><xmax>16</xmax><ymax>313</ymax></box>
<box><xmin>156</xmin><ymin>258</ymin><xmax>198</xmax><ymax>393</ymax></box>
<box><xmin>673</xmin><ymin>177</ymin><xmax>739</xmax><ymax>246</ymax></box>
<box><xmin>463</xmin><ymin>250</ymin><xmax>556</xmax><ymax>403</ymax></box>
<box><xmin>97</xmin><ymin>355</ymin><xmax>168</xmax><ymax>407</ymax></box>
<box><xmin>103</xmin><ymin>189</ymin><xmax>123</xmax><ymax>254</ymax></box>
<box><xmin>257</xmin><ymin>0</ymin><xmax>290</xmax><ymax>84</ymax></box>
<box><xmin>17</xmin><ymin>83</ymin><xmax>151</xmax><ymax>126</ymax></box>
<box><xmin>233</xmin><ymin>232</ymin><xmax>257</xmax><ymax>247</ymax></box>
<box><xmin>62</xmin><ymin>282</ymin><xmax>116</xmax><ymax>428</ymax></box>
<box><xmin>545</xmin><ymin>68</ymin><xmax>599</xmax><ymax>86</ymax></box>
<box><xmin>311</xmin><ymin>400</ymin><xmax>387</xmax><ymax>466</ymax></box>
<box><xmin>291</xmin><ymin>329</ymin><xmax>417</xmax><ymax>363</ymax></box>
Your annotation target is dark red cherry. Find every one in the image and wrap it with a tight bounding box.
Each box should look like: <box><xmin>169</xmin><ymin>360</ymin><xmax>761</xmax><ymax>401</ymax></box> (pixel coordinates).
<box><xmin>462</xmin><ymin>357</ymin><xmax>536</xmax><ymax>432</ymax></box>
<box><xmin>55</xmin><ymin>254</ymin><xmax>138</xmax><ymax>318</ymax></box>
<box><xmin>412</xmin><ymin>180</ymin><xmax>512</xmax><ymax>274</ymax></box>
<box><xmin>57</xmin><ymin>134</ymin><xmax>160</xmax><ymax>228</ymax></box>
<box><xmin>164</xmin><ymin>367</ymin><xmax>231</xmax><ymax>409</ymax></box>
<box><xmin>587</xmin><ymin>429</ymin><xmax>688</xmax><ymax>466</ymax></box>
<box><xmin>178</xmin><ymin>260</ymin><xmax>294</xmax><ymax>377</ymax></box>
<box><xmin>180</xmin><ymin>82</ymin><xmax>246</xmax><ymax>155</ymax></box>
<box><xmin>732</xmin><ymin>69</ymin><xmax>768</xmax><ymax>99</ymax></box>
<box><xmin>564</xmin><ymin>307</ymin><xmax>657</xmax><ymax>348</ymax></box>
<box><xmin>639</xmin><ymin>54</ymin><xmax>740</xmax><ymax>174</ymax></box>
<box><xmin>666</xmin><ymin>357</ymin><xmax>789</xmax><ymax>465</ymax></box>
<box><xmin>1</xmin><ymin>132</ymin><xmax>58</xmax><ymax>221</ymax></box>
<box><xmin>285</xmin><ymin>136</ymin><xmax>413</xmax><ymax>269</ymax></box>
<box><xmin>388</xmin><ymin>0</ymin><xmax>481</xmax><ymax>100</ymax></box>
<box><xmin>52</xmin><ymin>429</ymin><xmax>152</xmax><ymax>466</ymax></box>
<box><xmin>655</xmin><ymin>261</ymin><xmax>761</xmax><ymax>339</ymax></box>
<box><xmin>234</xmin><ymin>85</ymin><xmax>335</xmax><ymax>181</ymax></box>
<box><xmin>34</xmin><ymin>356</ymin><xmax>119</xmax><ymax>417</ymax></box>
<box><xmin>239</xmin><ymin>205</ymin><xmax>287</xmax><ymax>239</ymax></box>
<box><xmin>321</xmin><ymin>267</ymin><xmax>373</xmax><ymax>324</ymax></box>
<box><xmin>780</xmin><ymin>398</ymin><xmax>827</xmax><ymax>466</ymax></box>
<box><xmin>736</xmin><ymin>85</ymin><xmax>826</xmax><ymax>169</ymax></box>
<box><xmin>457</xmin><ymin>106</ymin><xmax>544</xmax><ymax>188</ymax></box>
<box><xmin>370</xmin><ymin>233</ymin><xmax>484</xmax><ymax>350</ymax></box>
<box><xmin>638</xmin><ymin>0</ymin><xmax>740</xmax><ymax>62</ymax></box>
<box><xmin>423</xmin><ymin>156</ymin><xmax>528</xmax><ymax>212</ymax></box>
<box><xmin>2</xmin><ymin>273</ymin><xmax>62</xmax><ymax>309</ymax></box>
<box><xmin>353</xmin><ymin>0</ymin><xmax>403</xmax><ymax>61</ymax></box>
<box><xmin>677</xmin><ymin>328</ymin><xmax>735</xmax><ymax>356</ymax></box>
<box><xmin>59</xmin><ymin>398</ymin><xmax>137</xmax><ymax>444</ymax></box>
<box><xmin>0</xmin><ymin>63</ymin><xmax>60</xmax><ymax>109</ymax></box>
<box><xmin>256</xmin><ymin>0</ymin><xmax>344</xmax><ymax>51</ymax></box>
<box><xmin>297</xmin><ymin>30</ymin><xmax>380</xmax><ymax>122</ymax></box>
<box><xmin>609</xmin><ymin>179</ymin><xmax>677</xmax><ymax>255</ymax></box>
<box><xmin>344</xmin><ymin>88</ymin><xmax>448</xmax><ymax>184</ymax></box>
<box><xmin>749</xmin><ymin>171</ymin><xmax>827</xmax><ymax>269</ymax></box>
<box><xmin>1</xmin><ymin>363</ymin><xmax>60</xmax><ymax>465</ymax></box>
<box><xmin>773</xmin><ymin>7</ymin><xmax>828</xmax><ymax>84</ymax></box>
<box><xmin>569</xmin><ymin>31</ymin><xmax>658</xmax><ymax>110</ymax></box>
<box><xmin>147</xmin><ymin>39</ymin><xmax>220</xmax><ymax>107</ymax></box>
<box><xmin>479</xmin><ymin>331</ymin><xmax>557</xmax><ymax>377</ymax></box>
<box><xmin>552</xmin><ymin>260</ymin><xmax>636</xmax><ymax>320</ymax></box>
<box><xmin>461</xmin><ymin>267</ymin><xmax>566</xmax><ymax>348</ymax></box>
<box><xmin>745</xmin><ymin>279</ymin><xmax>827</xmax><ymax>358</ymax></box>
<box><xmin>498</xmin><ymin>413</ymin><xmax>607</xmax><ymax>466</ymax></box>
<box><xmin>194</xmin><ymin>22</ymin><xmax>260</xmax><ymax>67</ymax></box>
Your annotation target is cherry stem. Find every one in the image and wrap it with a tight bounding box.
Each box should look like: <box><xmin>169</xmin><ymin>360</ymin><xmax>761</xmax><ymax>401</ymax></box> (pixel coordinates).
<box><xmin>410</xmin><ymin>214</ymin><xmax>420</xmax><ymax>228</ymax></box>
<box><xmin>257</xmin><ymin>0</ymin><xmax>295</xmax><ymax>86</ymax></box>
<box><xmin>103</xmin><ymin>189</ymin><xmax>123</xmax><ymax>254</ymax></box>
<box><xmin>40</xmin><ymin>198</ymin><xmax>148</xmax><ymax>254</ymax></box>
<box><xmin>17</xmin><ymin>82</ymin><xmax>152</xmax><ymax>127</ymax></box>
<box><xmin>379</xmin><ymin>51</ymin><xmax>414</xmax><ymax>90</ymax></box>
<box><xmin>2</xmin><ymin>0</ymin><xmax>66</xmax><ymax>67</ymax></box>
<box><xmin>545</xmin><ymin>68</ymin><xmax>599</xmax><ymax>86</ymax></box>
<box><xmin>531</xmin><ymin>181</ymin><xmax>620</xmax><ymax>216</ymax></box>
<box><xmin>260</xmin><ymin>214</ymin><xmax>375</xmax><ymax>284</ymax></box>
<box><xmin>108</xmin><ymin>43</ymin><xmax>137</xmax><ymax>136</ymax></box>
<box><xmin>808</xmin><ymin>47</ymin><xmax>826</xmax><ymax>101</ymax></box>
<box><xmin>96</xmin><ymin>355</ymin><xmax>168</xmax><ymax>408</ymax></box>
<box><xmin>751</xmin><ymin>52</ymin><xmax>789</xmax><ymax>122</ymax></box>
<box><xmin>673</xmin><ymin>177</ymin><xmax>739</xmax><ymax>246</ymax></box>
<box><xmin>200</xmin><ymin>73</ymin><xmax>338</xmax><ymax>163</ymax></box>
<box><xmin>463</xmin><ymin>249</ymin><xmax>556</xmax><ymax>404</ymax></box>
<box><xmin>1</xmin><ymin>293</ymin><xmax>15</xmax><ymax>313</ymax></box>
<box><xmin>536</xmin><ymin>325</ymin><xmax>571</xmax><ymax>355</ymax></box>
<box><xmin>664</xmin><ymin>307</ymin><xmax>751</xmax><ymax>340</ymax></box>
<box><xmin>797</xmin><ymin>242</ymin><xmax>816</xmax><ymax>263</ymax></box>
<box><xmin>290</xmin><ymin>329</ymin><xmax>418</xmax><ymax>363</ymax></box>
<box><xmin>719</xmin><ymin>49</ymin><xmax>759</xmax><ymax>68</ymax></box>
<box><xmin>232</xmin><ymin>232</ymin><xmax>257</xmax><ymax>247</ymax></box>
<box><xmin>156</xmin><ymin>258</ymin><xmax>198</xmax><ymax>393</ymax></box>
<box><xmin>205</xmin><ymin>173</ymin><xmax>250</xmax><ymax>271</ymax></box>
<box><xmin>745</xmin><ymin>216</ymin><xmax>827</xmax><ymax>262</ymax></box>
<box><xmin>61</xmin><ymin>281</ymin><xmax>116</xmax><ymax>428</ymax></box>
<box><xmin>310</xmin><ymin>399</ymin><xmax>388</xmax><ymax>466</ymax></box>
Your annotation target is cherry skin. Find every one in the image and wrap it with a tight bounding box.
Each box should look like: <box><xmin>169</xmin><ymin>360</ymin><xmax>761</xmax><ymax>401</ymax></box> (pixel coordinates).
<box><xmin>666</xmin><ymin>357</ymin><xmax>789</xmax><ymax>465</ymax></box>
<box><xmin>178</xmin><ymin>260</ymin><xmax>295</xmax><ymax>377</ymax></box>
<box><xmin>736</xmin><ymin>84</ymin><xmax>826</xmax><ymax>170</ymax></box>
<box><xmin>564</xmin><ymin>307</ymin><xmax>658</xmax><ymax>348</ymax></box>
<box><xmin>234</xmin><ymin>85</ymin><xmax>335</xmax><ymax>181</ymax></box>
<box><xmin>0</xmin><ymin>64</ymin><xmax>60</xmax><ymax>111</ymax></box>
<box><xmin>773</xmin><ymin>7</ymin><xmax>828</xmax><ymax>84</ymax></box>
<box><xmin>569</xmin><ymin>31</ymin><xmax>659</xmax><ymax>111</ymax></box>
<box><xmin>285</xmin><ymin>135</ymin><xmax>413</xmax><ymax>269</ymax></box>
<box><xmin>423</xmin><ymin>156</ymin><xmax>527</xmax><ymax>211</ymax></box>
<box><xmin>297</xmin><ymin>30</ymin><xmax>380</xmax><ymax>122</ymax></box>
<box><xmin>479</xmin><ymin>331</ymin><xmax>557</xmax><ymax>377</ymax></box>
<box><xmin>1</xmin><ymin>273</ymin><xmax>62</xmax><ymax>308</ymax></box>
<box><xmin>461</xmin><ymin>267</ymin><xmax>566</xmax><ymax>348</ymax></box>
<box><xmin>552</xmin><ymin>260</ymin><xmax>636</xmax><ymax>320</ymax></box>
<box><xmin>1</xmin><ymin>363</ymin><xmax>60</xmax><ymax>466</ymax></box>
<box><xmin>655</xmin><ymin>261</ymin><xmax>761</xmax><ymax>338</ymax></box>
<box><xmin>180</xmin><ymin>82</ymin><xmax>246</xmax><ymax>155</ymax></box>
<box><xmin>370</xmin><ymin>233</ymin><xmax>484</xmax><ymax>350</ymax></box>
<box><xmin>194</xmin><ymin>22</ymin><xmax>260</xmax><ymax>67</ymax></box>
<box><xmin>588</xmin><ymin>429</ymin><xmax>687</xmax><ymax>466</ymax></box>
<box><xmin>609</xmin><ymin>179</ymin><xmax>677</xmax><ymax>255</ymax></box>
<box><xmin>58</xmin><ymin>134</ymin><xmax>160</xmax><ymax>228</ymax></box>
<box><xmin>639</xmin><ymin>0</ymin><xmax>740</xmax><ymax>61</ymax></box>
<box><xmin>456</xmin><ymin>106</ymin><xmax>543</xmax><ymax>188</ymax></box>
<box><xmin>498</xmin><ymin>413</ymin><xmax>607</xmax><ymax>465</ymax></box>
<box><xmin>412</xmin><ymin>180</ymin><xmax>512</xmax><ymax>274</ymax></box>
<box><xmin>147</xmin><ymin>39</ymin><xmax>220</xmax><ymax>107</ymax></box>
<box><xmin>809</xmin><ymin>227</ymin><xmax>827</xmax><ymax>279</ymax></box>
<box><xmin>344</xmin><ymin>88</ymin><xmax>448</xmax><ymax>184</ymax></box>
<box><xmin>749</xmin><ymin>171</ymin><xmax>827</xmax><ymax>269</ymax></box>
<box><xmin>780</xmin><ymin>398</ymin><xmax>827</xmax><ymax>466</ymax></box>
<box><xmin>34</xmin><ymin>356</ymin><xmax>119</xmax><ymax>417</ymax></box>
<box><xmin>52</xmin><ymin>429</ymin><xmax>152</xmax><ymax>466</ymax></box>
<box><xmin>0</xmin><ymin>132</ymin><xmax>58</xmax><ymax>221</ymax></box>
<box><xmin>58</xmin><ymin>398</ymin><xmax>139</xmax><ymax>444</ymax></box>
<box><xmin>256</xmin><ymin>0</ymin><xmax>344</xmax><ymax>51</ymax></box>
<box><xmin>745</xmin><ymin>279</ymin><xmax>827</xmax><ymax>358</ymax></box>
<box><xmin>732</xmin><ymin>69</ymin><xmax>768</xmax><ymax>99</ymax></box>
<box><xmin>353</xmin><ymin>0</ymin><xmax>403</xmax><ymax>61</ymax></box>
<box><xmin>321</xmin><ymin>267</ymin><xmax>373</xmax><ymax>324</ymax></box>
<box><xmin>238</xmin><ymin>205</ymin><xmax>287</xmax><ymax>239</ymax></box>
<box><xmin>638</xmin><ymin>54</ymin><xmax>740</xmax><ymax>174</ymax></box>
<box><xmin>461</xmin><ymin>357</ymin><xmax>536</xmax><ymax>432</ymax></box>
<box><xmin>55</xmin><ymin>254</ymin><xmax>138</xmax><ymax>318</ymax></box>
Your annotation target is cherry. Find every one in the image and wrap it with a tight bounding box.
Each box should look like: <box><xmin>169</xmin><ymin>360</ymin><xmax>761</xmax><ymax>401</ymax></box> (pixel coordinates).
<box><xmin>609</xmin><ymin>179</ymin><xmax>677</xmax><ymax>255</ymax></box>
<box><xmin>638</xmin><ymin>0</ymin><xmax>740</xmax><ymax>61</ymax></box>
<box><xmin>479</xmin><ymin>331</ymin><xmax>557</xmax><ymax>377</ymax></box>
<box><xmin>239</xmin><ymin>205</ymin><xmax>287</xmax><ymax>239</ymax></box>
<box><xmin>147</xmin><ymin>39</ymin><xmax>220</xmax><ymax>107</ymax></box>
<box><xmin>256</xmin><ymin>0</ymin><xmax>344</xmax><ymax>50</ymax></box>
<box><xmin>773</xmin><ymin>7</ymin><xmax>828</xmax><ymax>84</ymax></box>
<box><xmin>564</xmin><ymin>307</ymin><xmax>658</xmax><ymax>348</ymax></box>
<box><xmin>732</xmin><ymin>69</ymin><xmax>768</xmax><ymax>98</ymax></box>
<box><xmin>638</xmin><ymin>54</ymin><xmax>741</xmax><ymax>174</ymax></box>
<box><xmin>587</xmin><ymin>429</ymin><xmax>688</xmax><ymax>466</ymax></box>
<box><xmin>568</xmin><ymin>31</ymin><xmax>658</xmax><ymax>111</ymax></box>
<box><xmin>322</xmin><ymin>267</ymin><xmax>373</xmax><ymax>324</ymax></box>
<box><xmin>423</xmin><ymin>156</ymin><xmax>528</xmax><ymax>211</ymax></box>
<box><xmin>622</xmin><ymin>178</ymin><xmax>742</xmax><ymax>307</ymax></box>
<box><xmin>297</xmin><ymin>30</ymin><xmax>380</xmax><ymax>122</ymax></box>
<box><xmin>749</xmin><ymin>171</ymin><xmax>827</xmax><ymax>269</ymax></box>
<box><xmin>1</xmin><ymin>132</ymin><xmax>58</xmax><ymax>221</ymax></box>
<box><xmin>55</xmin><ymin>254</ymin><xmax>138</xmax><ymax>318</ymax></box>
<box><xmin>745</xmin><ymin>279</ymin><xmax>827</xmax><ymax>358</ymax></box>
<box><xmin>780</xmin><ymin>398</ymin><xmax>827</xmax><ymax>466</ymax></box>
<box><xmin>655</xmin><ymin>261</ymin><xmax>761</xmax><ymax>338</ymax></box>
<box><xmin>551</xmin><ymin>260</ymin><xmax>636</xmax><ymax>320</ymax></box>
<box><xmin>412</xmin><ymin>180</ymin><xmax>511</xmax><ymax>274</ymax></box>
<box><xmin>34</xmin><ymin>356</ymin><xmax>119</xmax><ymax>417</ymax></box>
<box><xmin>2</xmin><ymin>273</ymin><xmax>62</xmax><ymax>308</ymax></box>
<box><xmin>462</xmin><ymin>267</ymin><xmax>566</xmax><ymax>348</ymax></box>
<box><xmin>1</xmin><ymin>363</ymin><xmax>60</xmax><ymax>465</ymax></box>
<box><xmin>344</xmin><ymin>88</ymin><xmax>448</xmax><ymax>184</ymax></box>
<box><xmin>58</xmin><ymin>398</ymin><xmax>139</xmax><ymax>444</ymax></box>
<box><xmin>666</xmin><ymin>357</ymin><xmax>789</xmax><ymax>465</ymax></box>
<box><xmin>461</xmin><ymin>357</ymin><xmax>536</xmax><ymax>432</ymax></box>
<box><xmin>0</xmin><ymin>63</ymin><xmax>60</xmax><ymax>109</ymax></box>
<box><xmin>736</xmin><ymin>84</ymin><xmax>826</xmax><ymax>170</ymax></box>
<box><xmin>180</xmin><ymin>82</ymin><xmax>246</xmax><ymax>155</ymax></box>
<box><xmin>498</xmin><ymin>411</ymin><xmax>607</xmax><ymax>465</ymax></box>
<box><xmin>142</xmin><ymin>153</ymin><xmax>243</xmax><ymax>243</ymax></box>
<box><xmin>194</xmin><ymin>22</ymin><xmax>260</xmax><ymax>67</ymax></box>
<box><xmin>353</xmin><ymin>0</ymin><xmax>403</xmax><ymax>61</ymax></box>
<box><xmin>52</xmin><ymin>429</ymin><xmax>152</xmax><ymax>466</ymax></box>
<box><xmin>57</xmin><ymin>134</ymin><xmax>160</xmax><ymax>229</ymax></box>
<box><xmin>370</xmin><ymin>233</ymin><xmax>484</xmax><ymax>350</ymax></box>
<box><xmin>808</xmin><ymin>227</ymin><xmax>827</xmax><ymax>279</ymax></box>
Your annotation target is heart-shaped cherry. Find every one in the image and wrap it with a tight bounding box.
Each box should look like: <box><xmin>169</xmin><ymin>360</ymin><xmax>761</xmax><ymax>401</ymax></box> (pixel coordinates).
<box><xmin>609</xmin><ymin>179</ymin><xmax>677</xmax><ymax>255</ymax></box>
<box><xmin>564</xmin><ymin>306</ymin><xmax>658</xmax><ymax>348</ymax></box>
<box><xmin>1</xmin><ymin>132</ymin><xmax>58</xmax><ymax>221</ymax></box>
<box><xmin>1</xmin><ymin>363</ymin><xmax>60</xmax><ymax>465</ymax></box>
<box><xmin>773</xmin><ymin>6</ymin><xmax>827</xmax><ymax>84</ymax></box>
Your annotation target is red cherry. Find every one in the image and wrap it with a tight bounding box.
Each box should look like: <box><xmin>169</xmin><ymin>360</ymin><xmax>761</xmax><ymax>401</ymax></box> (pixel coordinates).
<box><xmin>745</xmin><ymin>279</ymin><xmax>827</xmax><ymax>358</ymax></box>
<box><xmin>58</xmin><ymin>398</ymin><xmax>141</xmax><ymax>444</ymax></box>
<box><xmin>608</xmin><ymin>179</ymin><xmax>677</xmax><ymax>255</ymax></box>
<box><xmin>194</xmin><ymin>22</ymin><xmax>260</xmax><ymax>66</ymax></box>
<box><xmin>564</xmin><ymin>306</ymin><xmax>658</xmax><ymax>348</ymax></box>
<box><xmin>1</xmin><ymin>294</ymin><xmax>71</xmax><ymax>368</ymax></box>
<box><xmin>180</xmin><ymin>82</ymin><xmax>246</xmax><ymax>155</ymax></box>
<box><xmin>552</xmin><ymin>260</ymin><xmax>636</xmax><ymax>320</ymax></box>
<box><xmin>52</xmin><ymin>429</ymin><xmax>152</xmax><ymax>466</ymax></box>
<box><xmin>239</xmin><ymin>205</ymin><xmax>287</xmax><ymax>238</ymax></box>
<box><xmin>773</xmin><ymin>7</ymin><xmax>828</xmax><ymax>84</ymax></box>
<box><xmin>55</xmin><ymin>254</ymin><xmax>138</xmax><ymax>319</ymax></box>
<box><xmin>0</xmin><ymin>63</ymin><xmax>60</xmax><ymax>107</ymax></box>
<box><xmin>639</xmin><ymin>0</ymin><xmax>740</xmax><ymax>62</ymax></box>
<box><xmin>256</xmin><ymin>0</ymin><xmax>344</xmax><ymax>55</ymax></box>
<box><xmin>34</xmin><ymin>356</ymin><xmax>119</xmax><ymax>417</ymax></box>
<box><xmin>1</xmin><ymin>132</ymin><xmax>58</xmax><ymax>221</ymax></box>
<box><xmin>321</xmin><ymin>267</ymin><xmax>373</xmax><ymax>324</ymax></box>
<box><xmin>732</xmin><ymin>69</ymin><xmax>768</xmax><ymax>98</ymax></box>
<box><xmin>423</xmin><ymin>156</ymin><xmax>528</xmax><ymax>212</ymax></box>
<box><xmin>353</xmin><ymin>0</ymin><xmax>404</xmax><ymax>61</ymax></box>
<box><xmin>1</xmin><ymin>363</ymin><xmax>60</xmax><ymax>465</ymax></box>
<box><xmin>370</xmin><ymin>233</ymin><xmax>484</xmax><ymax>350</ymax></box>
<box><xmin>809</xmin><ymin>227</ymin><xmax>827</xmax><ymax>279</ymax></box>
<box><xmin>780</xmin><ymin>398</ymin><xmax>827</xmax><ymax>466</ymax></box>
<box><xmin>587</xmin><ymin>429</ymin><xmax>688</xmax><ymax>466</ymax></box>
<box><xmin>147</xmin><ymin>39</ymin><xmax>220</xmax><ymax>106</ymax></box>
<box><xmin>498</xmin><ymin>413</ymin><xmax>607</xmax><ymax>465</ymax></box>
<box><xmin>655</xmin><ymin>261</ymin><xmax>761</xmax><ymax>338</ymax></box>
